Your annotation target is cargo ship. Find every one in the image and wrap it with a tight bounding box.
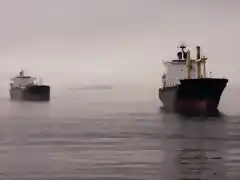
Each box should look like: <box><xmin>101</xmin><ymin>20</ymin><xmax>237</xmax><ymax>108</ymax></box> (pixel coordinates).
<box><xmin>159</xmin><ymin>44</ymin><xmax>228</xmax><ymax>116</ymax></box>
<box><xmin>9</xmin><ymin>70</ymin><xmax>50</xmax><ymax>101</ymax></box>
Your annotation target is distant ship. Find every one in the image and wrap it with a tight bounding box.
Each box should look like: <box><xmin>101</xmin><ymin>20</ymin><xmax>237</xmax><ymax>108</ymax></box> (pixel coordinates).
<box><xmin>10</xmin><ymin>70</ymin><xmax>50</xmax><ymax>101</ymax></box>
<box><xmin>158</xmin><ymin>44</ymin><xmax>228</xmax><ymax>115</ymax></box>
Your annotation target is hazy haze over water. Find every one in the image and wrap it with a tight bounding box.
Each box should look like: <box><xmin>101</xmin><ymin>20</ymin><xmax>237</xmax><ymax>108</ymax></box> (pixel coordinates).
<box><xmin>0</xmin><ymin>0</ymin><xmax>239</xmax><ymax>90</ymax></box>
<box><xmin>0</xmin><ymin>1</ymin><xmax>239</xmax><ymax>179</ymax></box>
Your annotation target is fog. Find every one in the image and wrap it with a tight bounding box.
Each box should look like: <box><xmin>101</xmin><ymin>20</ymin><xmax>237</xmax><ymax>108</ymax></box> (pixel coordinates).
<box><xmin>0</xmin><ymin>0</ymin><xmax>239</xmax><ymax>88</ymax></box>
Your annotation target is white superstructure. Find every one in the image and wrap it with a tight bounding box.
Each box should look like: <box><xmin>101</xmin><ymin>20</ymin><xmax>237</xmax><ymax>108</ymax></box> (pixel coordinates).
<box><xmin>162</xmin><ymin>60</ymin><xmax>197</xmax><ymax>86</ymax></box>
<box><xmin>161</xmin><ymin>44</ymin><xmax>207</xmax><ymax>87</ymax></box>
<box><xmin>10</xmin><ymin>70</ymin><xmax>36</xmax><ymax>88</ymax></box>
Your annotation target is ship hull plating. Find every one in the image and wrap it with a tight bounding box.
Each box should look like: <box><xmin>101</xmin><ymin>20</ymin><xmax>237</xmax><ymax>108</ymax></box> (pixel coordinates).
<box><xmin>159</xmin><ymin>78</ymin><xmax>228</xmax><ymax>115</ymax></box>
<box><xmin>10</xmin><ymin>85</ymin><xmax>50</xmax><ymax>101</ymax></box>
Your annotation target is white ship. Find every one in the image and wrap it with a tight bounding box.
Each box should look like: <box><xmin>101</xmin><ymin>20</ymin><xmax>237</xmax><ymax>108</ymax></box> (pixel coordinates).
<box><xmin>158</xmin><ymin>44</ymin><xmax>228</xmax><ymax>116</ymax></box>
<box><xmin>10</xmin><ymin>70</ymin><xmax>50</xmax><ymax>101</ymax></box>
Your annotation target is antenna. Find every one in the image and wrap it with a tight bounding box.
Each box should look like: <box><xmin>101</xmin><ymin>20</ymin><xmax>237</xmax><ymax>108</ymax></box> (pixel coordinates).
<box><xmin>179</xmin><ymin>44</ymin><xmax>186</xmax><ymax>49</ymax></box>
<box><xmin>177</xmin><ymin>43</ymin><xmax>187</xmax><ymax>60</ymax></box>
<box><xmin>178</xmin><ymin>43</ymin><xmax>186</xmax><ymax>51</ymax></box>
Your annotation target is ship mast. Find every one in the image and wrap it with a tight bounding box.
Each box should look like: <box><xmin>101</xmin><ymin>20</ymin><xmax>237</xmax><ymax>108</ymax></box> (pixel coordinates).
<box><xmin>202</xmin><ymin>56</ymin><xmax>207</xmax><ymax>78</ymax></box>
<box><xmin>186</xmin><ymin>50</ymin><xmax>191</xmax><ymax>79</ymax></box>
<box><xmin>196</xmin><ymin>46</ymin><xmax>201</xmax><ymax>78</ymax></box>
<box><xmin>195</xmin><ymin>45</ymin><xmax>208</xmax><ymax>78</ymax></box>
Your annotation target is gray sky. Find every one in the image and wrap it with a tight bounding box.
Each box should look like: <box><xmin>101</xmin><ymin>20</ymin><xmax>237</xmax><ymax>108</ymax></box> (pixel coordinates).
<box><xmin>0</xmin><ymin>0</ymin><xmax>239</xmax><ymax>87</ymax></box>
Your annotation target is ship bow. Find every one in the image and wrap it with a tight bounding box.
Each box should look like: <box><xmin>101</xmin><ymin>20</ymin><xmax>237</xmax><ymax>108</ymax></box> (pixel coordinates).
<box><xmin>24</xmin><ymin>85</ymin><xmax>50</xmax><ymax>101</ymax></box>
<box><xmin>175</xmin><ymin>78</ymin><xmax>228</xmax><ymax>115</ymax></box>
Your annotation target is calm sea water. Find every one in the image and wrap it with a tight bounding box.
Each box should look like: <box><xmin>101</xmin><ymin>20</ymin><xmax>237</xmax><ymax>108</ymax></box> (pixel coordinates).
<box><xmin>0</xmin><ymin>84</ymin><xmax>239</xmax><ymax>180</ymax></box>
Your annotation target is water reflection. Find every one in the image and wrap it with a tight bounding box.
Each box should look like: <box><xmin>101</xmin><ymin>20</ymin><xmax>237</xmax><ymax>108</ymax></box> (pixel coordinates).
<box><xmin>159</xmin><ymin>106</ymin><xmax>222</xmax><ymax>118</ymax></box>
<box><xmin>160</xmin><ymin>110</ymin><xmax>227</xmax><ymax>180</ymax></box>
<box><xmin>226</xmin><ymin>115</ymin><xmax>240</xmax><ymax>179</ymax></box>
<box><xmin>0</xmin><ymin>94</ymin><xmax>239</xmax><ymax>179</ymax></box>
<box><xmin>177</xmin><ymin>147</ymin><xmax>225</xmax><ymax>179</ymax></box>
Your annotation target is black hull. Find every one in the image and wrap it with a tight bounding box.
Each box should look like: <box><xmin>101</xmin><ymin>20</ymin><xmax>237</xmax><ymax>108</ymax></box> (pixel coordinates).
<box><xmin>159</xmin><ymin>78</ymin><xmax>228</xmax><ymax>116</ymax></box>
<box><xmin>10</xmin><ymin>85</ymin><xmax>50</xmax><ymax>101</ymax></box>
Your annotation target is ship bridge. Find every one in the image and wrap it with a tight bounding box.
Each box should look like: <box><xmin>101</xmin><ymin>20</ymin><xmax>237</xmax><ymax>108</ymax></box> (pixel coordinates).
<box><xmin>161</xmin><ymin>44</ymin><xmax>207</xmax><ymax>87</ymax></box>
<box><xmin>10</xmin><ymin>70</ymin><xmax>36</xmax><ymax>88</ymax></box>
